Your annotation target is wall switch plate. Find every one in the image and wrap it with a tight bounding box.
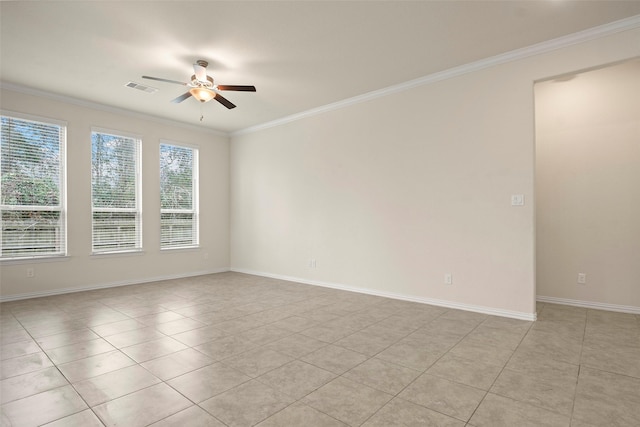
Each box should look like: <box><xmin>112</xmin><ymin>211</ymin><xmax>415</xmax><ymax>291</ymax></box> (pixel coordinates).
<box><xmin>511</xmin><ymin>194</ymin><xmax>525</xmax><ymax>206</ymax></box>
<box><xmin>444</xmin><ymin>273</ymin><xmax>453</xmax><ymax>285</ymax></box>
<box><xmin>309</xmin><ymin>259</ymin><xmax>317</xmax><ymax>268</ymax></box>
<box><xmin>577</xmin><ymin>273</ymin><xmax>586</xmax><ymax>284</ymax></box>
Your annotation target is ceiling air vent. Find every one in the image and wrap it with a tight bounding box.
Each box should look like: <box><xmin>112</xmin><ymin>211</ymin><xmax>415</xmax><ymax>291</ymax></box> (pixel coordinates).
<box><xmin>125</xmin><ymin>81</ymin><xmax>158</xmax><ymax>94</ymax></box>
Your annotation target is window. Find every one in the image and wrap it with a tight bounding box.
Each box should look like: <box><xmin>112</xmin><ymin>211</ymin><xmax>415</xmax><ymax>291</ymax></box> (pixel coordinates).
<box><xmin>1</xmin><ymin>112</ymin><xmax>66</xmax><ymax>259</ymax></box>
<box><xmin>160</xmin><ymin>142</ymin><xmax>198</xmax><ymax>249</ymax></box>
<box><xmin>91</xmin><ymin>130</ymin><xmax>141</xmax><ymax>253</ymax></box>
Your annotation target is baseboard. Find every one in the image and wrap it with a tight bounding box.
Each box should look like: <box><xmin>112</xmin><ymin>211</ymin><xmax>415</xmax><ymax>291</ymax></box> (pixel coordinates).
<box><xmin>231</xmin><ymin>268</ymin><xmax>537</xmax><ymax>321</ymax></box>
<box><xmin>537</xmin><ymin>295</ymin><xmax>640</xmax><ymax>315</ymax></box>
<box><xmin>0</xmin><ymin>268</ymin><xmax>231</xmax><ymax>303</ymax></box>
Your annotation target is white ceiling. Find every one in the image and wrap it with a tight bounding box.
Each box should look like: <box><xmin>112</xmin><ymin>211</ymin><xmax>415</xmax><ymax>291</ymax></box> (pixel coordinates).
<box><xmin>2</xmin><ymin>1</ymin><xmax>640</xmax><ymax>134</ymax></box>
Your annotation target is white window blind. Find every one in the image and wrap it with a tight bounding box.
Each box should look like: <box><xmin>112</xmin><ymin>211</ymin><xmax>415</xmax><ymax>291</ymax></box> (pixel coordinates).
<box><xmin>1</xmin><ymin>113</ymin><xmax>66</xmax><ymax>259</ymax></box>
<box><xmin>91</xmin><ymin>130</ymin><xmax>141</xmax><ymax>253</ymax></box>
<box><xmin>160</xmin><ymin>143</ymin><xmax>198</xmax><ymax>249</ymax></box>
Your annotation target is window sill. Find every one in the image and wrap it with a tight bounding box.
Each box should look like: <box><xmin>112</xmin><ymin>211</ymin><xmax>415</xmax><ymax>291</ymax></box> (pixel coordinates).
<box><xmin>0</xmin><ymin>255</ymin><xmax>70</xmax><ymax>265</ymax></box>
<box><xmin>91</xmin><ymin>250</ymin><xmax>145</xmax><ymax>259</ymax></box>
<box><xmin>160</xmin><ymin>246</ymin><xmax>200</xmax><ymax>253</ymax></box>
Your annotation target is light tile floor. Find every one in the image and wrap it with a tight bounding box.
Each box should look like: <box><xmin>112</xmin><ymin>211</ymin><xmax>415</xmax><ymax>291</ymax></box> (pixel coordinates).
<box><xmin>1</xmin><ymin>272</ymin><xmax>639</xmax><ymax>426</ymax></box>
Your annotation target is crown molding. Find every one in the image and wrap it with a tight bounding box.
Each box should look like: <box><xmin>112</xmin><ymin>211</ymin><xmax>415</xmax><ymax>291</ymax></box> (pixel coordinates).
<box><xmin>2</xmin><ymin>14</ymin><xmax>638</xmax><ymax>140</ymax></box>
<box><xmin>0</xmin><ymin>82</ymin><xmax>229</xmax><ymax>138</ymax></box>
<box><xmin>232</xmin><ymin>14</ymin><xmax>640</xmax><ymax>138</ymax></box>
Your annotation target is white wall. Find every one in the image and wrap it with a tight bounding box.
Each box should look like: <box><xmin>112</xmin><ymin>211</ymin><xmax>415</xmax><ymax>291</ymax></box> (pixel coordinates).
<box><xmin>0</xmin><ymin>89</ymin><xmax>230</xmax><ymax>299</ymax></box>
<box><xmin>230</xmin><ymin>28</ymin><xmax>640</xmax><ymax>319</ymax></box>
<box><xmin>536</xmin><ymin>59</ymin><xmax>640</xmax><ymax>309</ymax></box>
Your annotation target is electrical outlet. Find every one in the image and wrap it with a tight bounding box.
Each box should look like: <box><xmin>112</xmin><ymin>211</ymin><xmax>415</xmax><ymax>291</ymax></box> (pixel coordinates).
<box><xmin>444</xmin><ymin>273</ymin><xmax>453</xmax><ymax>285</ymax></box>
<box><xmin>577</xmin><ymin>273</ymin><xmax>586</xmax><ymax>284</ymax></box>
<box><xmin>511</xmin><ymin>194</ymin><xmax>525</xmax><ymax>206</ymax></box>
<box><xmin>309</xmin><ymin>259</ymin><xmax>317</xmax><ymax>268</ymax></box>
<box><xmin>26</xmin><ymin>268</ymin><xmax>35</xmax><ymax>278</ymax></box>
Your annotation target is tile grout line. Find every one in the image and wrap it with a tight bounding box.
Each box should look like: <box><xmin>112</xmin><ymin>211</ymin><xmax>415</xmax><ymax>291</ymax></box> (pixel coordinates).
<box><xmin>3</xmin><ymin>311</ymin><xmax>103</xmax><ymax>426</ymax></box>
<box><xmin>463</xmin><ymin>314</ymin><xmax>537</xmax><ymax>424</ymax></box>
<box><xmin>567</xmin><ymin>309</ymin><xmax>589</xmax><ymax>425</ymax></box>
<box><xmin>358</xmin><ymin>309</ymin><xmax>484</xmax><ymax>425</ymax></box>
<box><xmin>3</xmin><ymin>275</ymin><xmax>639</xmax><ymax>426</ymax></box>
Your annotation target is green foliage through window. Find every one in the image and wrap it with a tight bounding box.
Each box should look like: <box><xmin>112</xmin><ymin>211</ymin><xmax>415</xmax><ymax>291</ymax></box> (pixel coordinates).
<box><xmin>1</xmin><ymin>114</ymin><xmax>65</xmax><ymax>258</ymax></box>
<box><xmin>160</xmin><ymin>143</ymin><xmax>198</xmax><ymax>249</ymax></box>
<box><xmin>91</xmin><ymin>130</ymin><xmax>141</xmax><ymax>253</ymax></box>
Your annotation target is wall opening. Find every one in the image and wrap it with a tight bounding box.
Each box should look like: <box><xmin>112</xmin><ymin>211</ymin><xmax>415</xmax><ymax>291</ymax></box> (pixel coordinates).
<box><xmin>534</xmin><ymin>58</ymin><xmax>640</xmax><ymax>312</ymax></box>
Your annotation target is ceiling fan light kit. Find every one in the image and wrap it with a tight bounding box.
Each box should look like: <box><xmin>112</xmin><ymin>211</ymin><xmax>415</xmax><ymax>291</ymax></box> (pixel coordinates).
<box><xmin>142</xmin><ymin>59</ymin><xmax>256</xmax><ymax>111</ymax></box>
<box><xmin>189</xmin><ymin>87</ymin><xmax>216</xmax><ymax>103</ymax></box>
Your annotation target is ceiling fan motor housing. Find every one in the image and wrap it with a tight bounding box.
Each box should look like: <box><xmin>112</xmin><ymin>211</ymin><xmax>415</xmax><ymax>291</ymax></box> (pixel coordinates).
<box><xmin>190</xmin><ymin>75</ymin><xmax>214</xmax><ymax>88</ymax></box>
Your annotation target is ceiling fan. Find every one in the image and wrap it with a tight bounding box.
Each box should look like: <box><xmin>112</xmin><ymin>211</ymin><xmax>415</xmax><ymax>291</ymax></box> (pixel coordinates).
<box><xmin>142</xmin><ymin>60</ymin><xmax>256</xmax><ymax>109</ymax></box>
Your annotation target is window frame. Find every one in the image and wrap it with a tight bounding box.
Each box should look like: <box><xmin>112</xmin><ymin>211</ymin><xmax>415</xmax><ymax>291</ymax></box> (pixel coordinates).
<box><xmin>159</xmin><ymin>140</ymin><xmax>199</xmax><ymax>250</ymax></box>
<box><xmin>90</xmin><ymin>127</ymin><xmax>142</xmax><ymax>255</ymax></box>
<box><xmin>0</xmin><ymin>110</ymin><xmax>67</xmax><ymax>261</ymax></box>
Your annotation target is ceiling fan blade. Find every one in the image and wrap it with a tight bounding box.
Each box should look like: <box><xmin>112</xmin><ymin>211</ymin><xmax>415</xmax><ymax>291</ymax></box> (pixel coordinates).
<box><xmin>216</xmin><ymin>85</ymin><xmax>256</xmax><ymax>92</ymax></box>
<box><xmin>214</xmin><ymin>93</ymin><xmax>236</xmax><ymax>109</ymax></box>
<box><xmin>142</xmin><ymin>76</ymin><xmax>187</xmax><ymax>86</ymax></box>
<box><xmin>171</xmin><ymin>91</ymin><xmax>193</xmax><ymax>103</ymax></box>
<box><xmin>193</xmin><ymin>63</ymin><xmax>208</xmax><ymax>83</ymax></box>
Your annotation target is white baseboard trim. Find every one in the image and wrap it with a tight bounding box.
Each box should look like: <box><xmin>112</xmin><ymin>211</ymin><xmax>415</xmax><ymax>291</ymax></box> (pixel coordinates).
<box><xmin>231</xmin><ymin>268</ymin><xmax>537</xmax><ymax>321</ymax></box>
<box><xmin>0</xmin><ymin>268</ymin><xmax>231</xmax><ymax>303</ymax></box>
<box><xmin>537</xmin><ymin>295</ymin><xmax>640</xmax><ymax>315</ymax></box>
